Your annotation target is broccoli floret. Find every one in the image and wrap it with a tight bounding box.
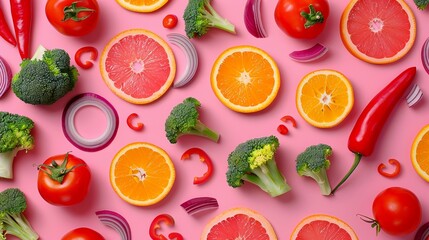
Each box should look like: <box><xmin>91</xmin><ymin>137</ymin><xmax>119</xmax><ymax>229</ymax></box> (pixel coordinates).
<box><xmin>11</xmin><ymin>45</ymin><xmax>79</xmax><ymax>105</ymax></box>
<box><xmin>0</xmin><ymin>188</ymin><xmax>39</xmax><ymax>240</ymax></box>
<box><xmin>414</xmin><ymin>0</ymin><xmax>429</xmax><ymax>9</ymax></box>
<box><xmin>226</xmin><ymin>136</ymin><xmax>291</xmax><ymax>197</ymax></box>
<box><xmin>296</xmin><ymin>144</ymin><xmax>332</xmax><ymax>195</ymax></box>
<box><xmin>183</xmin><ymin>0</ymin><xmax>236</xmax><ymax>38</ymax></box>
<box><xmin>0</xmin><ymin>112</ymin><xmax>34</xmax><ymax>179</ymax></box>
<box><xmin>165</xmin><ymin>97</ymin><xmax>220</xmax><ymax>144</ymax></box>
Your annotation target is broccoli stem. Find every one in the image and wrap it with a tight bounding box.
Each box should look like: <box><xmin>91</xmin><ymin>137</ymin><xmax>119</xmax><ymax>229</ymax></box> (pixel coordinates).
<box><xmin>0</xmin><ymin>149</ymin><xmax>19</xmax><ymax>179</ymax></box>
<box><xmin>201</xmin><ymin>5</ymin><xmax>235</xmax><ymax>33</ymax></box>
<box><xmin>187</xmin><ymin>120</ymin><xmax>220</xmax><ymax>142</ymax></box>
<box><xmin>303</xmin><ymin>170</ymin><xmax>331</xmax><ymax>195</ymax></box>
<box><xmin>3</xmin><ymin>213</ymin><xmax>39</xmax><ymax>240</ymax></box>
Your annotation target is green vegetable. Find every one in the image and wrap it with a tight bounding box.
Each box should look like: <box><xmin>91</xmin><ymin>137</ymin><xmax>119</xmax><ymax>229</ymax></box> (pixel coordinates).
<box><xmin>0</xmin><ymin>188</ymin><xmax>39</xmax><ymax>240</ymax></box>
<box><xmin>296</xmin><ymin>144</ymin><xmax>332</xmax><ymax>195</ymax></box>
<box><xmin>0</xmin><ymin>112</ymin><xmax>34</xmax><ymax>179</ymax></box>
<box><xmin>226</xmin><ymin>136</ymin><xmax>291</xmax><ymax>197</ymax></box>
<box><xmin>11</xmin><ymin>45</ymin><xmax>79</xmax><ymax>105</ymax></box>
<box><xmin>164</xmin><ymin>97</ymin><xmax>220</xmax><ymax>144</ymax></box>
<box><xmin>414</xmin><ymin>0</ymin><xmax>429</xmax><ymax>9</ymax></box>
<box><xmin>183</xmin><ymin>0</ymin><xmax>236</xmax><ymax>38</ymax></box>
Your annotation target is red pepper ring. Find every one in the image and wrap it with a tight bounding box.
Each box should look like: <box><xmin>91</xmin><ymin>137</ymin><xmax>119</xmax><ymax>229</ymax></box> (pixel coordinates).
<box><xmin>126</xmin><ymin>113</ymin><xmax>144</xmax><ymax>131</ymax></box>
<box><xmin>280</xmin><ymin>115</ymin><xmax>297</xmax><ymax>128</ymax></box>
<box><xmin>181</xmin><ymin>148</ymin><xmax>213</xmax><ymax>184</ymax></box>
<box><xmin>75</xmin><ymin>46</ymin><xmax>98</xmax><ymax>69</ymax></box>
<box><xmin>377</xmin><ymin>159</ymin><xmax>401</xmax><ymax>178</ymax></box>
<box><xmin>149</xmin><ymin>214</ymin><xmax>183</xmax><ymax>240</ymax></box>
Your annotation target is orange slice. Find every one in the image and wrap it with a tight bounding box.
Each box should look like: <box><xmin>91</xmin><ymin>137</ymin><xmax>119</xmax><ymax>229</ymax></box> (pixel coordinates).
<box><xmin>201</xmin><ymin>207</ymin><xmax>277</xmax><ymax>239</ymax></box>
<box><xmin>340</xmin><ymin>0</ymin><xmax>416</xmax><ymax>64</ymax></box>
<box><xmin>110</xmin><ymin>142</ymin><xmax>175</xmax><ymax>206</ymax></box>
<box><xmin>100</xmin><ymin>29</ymin><xmax>176</xmax><ymax>104</ymax></box>
<box><xmin>411</xmin><ymin>124</ymin><xmax>429</xmax><ymax>182</ymax></box>
<box><xmin>290</xmin><ymin>214</ymin><xmax>358</xmax><ymax>240</ymax></box>
<box><xmin>296</xmin><ymin>69</ymin><xmax>354</xmax><ymax>128</ymax></box>
<box><xmin>115</xmin><ymin>0</ymin><xmax>169</xmax><ymax>12</ymax></box>
<box><xmin>211</xmin><ymin>45</ymin><xmax>280</xmax><ymax>113</ymax></box>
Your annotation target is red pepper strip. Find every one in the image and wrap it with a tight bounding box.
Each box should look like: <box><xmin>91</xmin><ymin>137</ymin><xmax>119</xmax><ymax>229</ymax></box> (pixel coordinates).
<box><xmin>277</xmin><ymin>124</ymin><xmax>288</xmax><ymax>135</ymax></box>
<box><xmin>75</xmin><ymin>46</ymin><xmax>98</xmax><ymax>69</ymax></box>
<box><xmin>10</xmin><ymin>0</ymin><xmax>32</xmax><ymax>59</ymax></box>
<box><xmin>280</xmin><ymin>115</ymin><xmax>297</xmax><ymax>128</ymax></box>
<box><xmin>0</xmin><ymin>5</ymin><xmax>16</xmax><ymax>46</ymax></box>
<box><xmin>181</xmin><ymin>148</ymin><xmax>213</xmax><ymax>184</ymax></box>
<box><xmin>149</xmin><ymin>214</ymin><xmax>183</xmax><ymax>240</ymax></box>
<box><xmin>126</xmin><ymin>113</ymin><xmax>144</xmax><ymax>131</ymax></box>
<box><xmin>331</xmin><ymin>67</ymin><xmax>416</xmax><ymax>194</ymax></box>
<box><xmin>377</xmin><ymin>159</ymin><xmax>401</xmax><ymax>178</ymax></box>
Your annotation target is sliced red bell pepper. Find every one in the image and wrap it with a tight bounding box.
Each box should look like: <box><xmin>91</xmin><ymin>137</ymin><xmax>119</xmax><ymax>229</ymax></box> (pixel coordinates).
<box><xmin>181</xmin><ymin>148</ymin><xmax>213</xmax><ymax>184</ymax></box>
<box><xmin>280</xmin><ymin>115</ymin><xmax>297</xmax><ymax>128</ymax></box>
<box><xmin>149</xmin><ymin>214</ymin><xmax>183</xmax><ymax>240</ymax></box>
<box><xmin>126</xmin><ymin>113</ymin><xmax>144</xmax><ymax>131</ymax></box>
<box><xmin>377</xmin><ymin>159</ymin><xmax>401</xmax><ymax>178</ymax></box>
<box><xmin>10</xmin><ymin>0</ymin><xmax>32</xmax><ymax>59</ymax></box>
<box><xmin>75</xmin><ymin>46</ymin><xmax>98</xmax><ymax>69</ymax></box>
<box><xmin>0</xmin><ymin>5</ymin><xmax>16</xmax><ymax>46</ymax></box>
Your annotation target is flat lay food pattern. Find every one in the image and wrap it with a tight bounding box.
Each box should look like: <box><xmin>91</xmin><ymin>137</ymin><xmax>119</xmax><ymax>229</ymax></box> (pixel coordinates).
<box><xmin>1</xmin><ymin>0</ymin><xmax>429</xmax><ymax>239</ymax></box>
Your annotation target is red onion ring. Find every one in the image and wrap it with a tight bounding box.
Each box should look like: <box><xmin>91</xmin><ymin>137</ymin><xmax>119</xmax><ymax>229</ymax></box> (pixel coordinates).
<box><xmin>62</xmin><ymin>93</ymin><xmax>119</xmax><ymax>152</ymax></box>
<box><xmin>180</xmin><ymin>197</ymin><xmax>218</xmax><ymax>215</ymax></box>
<box><xmin>289</xmin><ymin>43</ymin><xmax>328</xmax><ymax>62</ymax></box>
<box><xmin>0</xmin><ymin>56</ymin><xmax>12</xmax><ymax>98</ymax></box>
<box><xmin>96</xmin><ymin>210</ymin><xmax>131</xmax><ymax>240</ymax></box>
<box><xmin>422</xmin><ymin>37</ymin><xmax>429</xmax><ymax>75</ymax></box>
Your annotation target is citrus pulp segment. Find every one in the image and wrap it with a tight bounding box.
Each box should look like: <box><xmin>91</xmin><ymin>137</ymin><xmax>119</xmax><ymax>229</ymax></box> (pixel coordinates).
<box><xmin>296</xmin><ymin>70</ymin><xmax>354</xmax><ymax>128</ymax></box>
<box><xmin>411</xmin><ymin>124</ymin><xmax>429</xmax><ymax>182</ymax></box>
<box><xmin>115</xmin><ymin>0</ymin><xmax>169</xmax><ymax>13</ymax></box>
<box><xmin>340</xmin><ymin>0</ymin><xmax>416</xmax><ymax>64</ymax></box>
<box><xmin>290</xmin><ymin>214</ymin><xmax>358</xmax><ymax>240</ymax></box>
<box><xmin>100</xmin><ymin>29</ymin><xmax>176</xmax><ymax>104</ymax></box>
<box><xmin>210</xmin><ymin>45</ymin><xmax>281</xmax><ymax>113</ymax></box>
<box><xmin>110</xmin><ymin>142</ymin><xmax>175</xmax><ymax>206</ymax></box>
<box><xmin>201</xmin><ymin>207</ymin><xmax>277</xmax><ymax>239</ymax></box>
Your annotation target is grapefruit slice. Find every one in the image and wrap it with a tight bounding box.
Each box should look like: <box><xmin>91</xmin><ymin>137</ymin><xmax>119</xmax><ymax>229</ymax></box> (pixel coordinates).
<box><xmin>290</xmin><ymin>214</ymin><xmax>358</xmax><ymax>240</ymax></box>
<box><xmin>201</xmin><ymin>207</ymin><xmax>277</xmax><ymax>239</ymax></box>
<box><xmin>100</xmin><ymin>29</ymin><xmax>176</xmax><ymax>104</ymax></box>
<box><xmin>340</xmin><ymin>0</ymin><xmax>416</xmax><ymax>64</ymax></box>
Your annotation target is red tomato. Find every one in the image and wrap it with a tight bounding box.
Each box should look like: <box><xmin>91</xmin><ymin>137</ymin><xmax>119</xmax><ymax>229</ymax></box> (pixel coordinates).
<box><xmin>274</xmin><ymin>0</ymin><xmax>329</xmax><ymax>39</ymax></box>
<box><xmin>372</xmin><ymin>187</ymin><xmax>422</xmax><ymax>236</ymax></box>
<box><xmin>62</xmin><ymin>227</ymin><xmax>104</xmax><ymax>240</ymax></box>
<box><xmin>45</xmin><ymin>0</ymin><xmax>99</xmax><ymax>36</ymax></box>
<box><xmin>37</xmin><ymin>153</ymin><xmax>91</xmax><ymax>206</ymax></box>
<box><xmin>163</xmin><ymin>14</ymin><xmax>178</xmax><ymax>29</ymax></box>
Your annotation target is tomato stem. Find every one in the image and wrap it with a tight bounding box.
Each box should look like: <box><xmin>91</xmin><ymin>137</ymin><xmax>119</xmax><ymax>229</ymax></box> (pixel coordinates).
<box><xmin>37</xmin><ymin>152</ymin><xmax>84</xmax><ymax>183</ymax></box>
<box><xmin>300</xmin><ymin>4</ymin><xmax>325</xmax><ymax>29</ymax></box>
<box><xmin>356</xmin><ymin>214</ymin><xmax>381</xmax><ymax>235</ymax></box>
<box><xmin>63</xmin><ymin>2</ymin><xmax>95</xmax><ymax>22</ymax></box>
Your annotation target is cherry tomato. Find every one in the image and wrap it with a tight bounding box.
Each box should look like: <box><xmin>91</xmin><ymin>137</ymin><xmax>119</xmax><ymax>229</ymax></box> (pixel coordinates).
<box><xmin>163</xmin><ymin>14</ymin><xmax>178</xmax><ymax>29</ymax></box>
<box><xmin>46</xmin><ymin>0</ymin><xmax>99</xmax><ymax>36</ymax></box>
<box><xmin>62</xmin><ymin>227</ymin><xmax>104</xmax><ymax>240</ymax></box>
<box><xmin>37</xmin><ymin>153</ymin><xmax>91</xmax><ymax>206</ymax></box>
<box><xmin>372</xmin><ymin>187</ymin><xmax>422</xmax><ymax>236</ymax></box>
<box><xmin>274</xmin><ymin>0</ymin><xmax>329</xmax><ymax>39</ymax></box>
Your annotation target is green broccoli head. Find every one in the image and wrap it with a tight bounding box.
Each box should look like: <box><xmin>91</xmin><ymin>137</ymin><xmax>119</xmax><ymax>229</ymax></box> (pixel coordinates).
<box><xmin>296</xmin><ymin>144</ymin><xmax>332</xmax><ymax>195</ymax></box>
<box><xmin>183</xmin><ymin>0</ymin><xmax>236</xmax><ymax>38</ymax></box>
<box><xmin>165</xmin><ymin>97</ymin><xmax>220</xmax><ymax>144</ymax></box>
<box><xmin>11</xmin><ymin>46</ymin><xmax>79</xmax><ymax>105</ymax></box>
<box><xmin>0</xmin><ymin>188</ymin><xmax>39</xmax><ymax>240</ymax></box>
<box><xmin>0</xmin><ymin>112</ymin><xmax>34</xmax><ymax>179</ymax></box>
<box><xmin>226</xmin><ymin>136</ymin><xmax>291</xmax><ymax>197</ymax></box>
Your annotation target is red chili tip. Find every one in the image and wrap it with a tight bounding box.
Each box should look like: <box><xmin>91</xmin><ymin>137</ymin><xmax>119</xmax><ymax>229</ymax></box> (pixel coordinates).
<box><xmin>277</xmin><ymin>124</ymin><xmax>288</xmax><ymax>135</ymax></box>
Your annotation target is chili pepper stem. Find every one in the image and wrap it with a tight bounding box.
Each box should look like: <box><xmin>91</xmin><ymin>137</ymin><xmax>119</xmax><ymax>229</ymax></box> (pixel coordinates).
<box><xmin>331</xmin><ymin>153</ymin><xmax>362</xmax><ymax>195</ymax></box>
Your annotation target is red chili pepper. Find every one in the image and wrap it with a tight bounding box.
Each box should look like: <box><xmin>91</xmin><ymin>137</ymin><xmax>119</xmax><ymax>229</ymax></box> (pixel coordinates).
<box><xmin>10</xmin><ymin>0</ymin><xmax>32</xmax><ymax>59</ymax></box>
<box><xmin>75</xmin><ymin>46</ymin><xmax>98</xmax><ymax>69</ymax></box>
<box><xmin>181</xmin><ymin>148</ymin><xmax>213</xmax><ymax>184</ymax></box>
<box><xmin>149</xmin><ymin>214</ymin><xmax>183</xmax><ymax>240</ymax></box>
<box><xmin>331</xmin><ymin>67</ymin><xmax>416</xmax><ymax>194</ymax></box>
<box><xmin>126</xmin><ymin>113</ymin><xmax>144</xmax><ymax>131</ymax></box>
<box><xmin>277</xmin><ymin>124</ymin><xmax>288</xmax><ymax>135</ymax></box>
<box><xmin>377</xmin><ymin>159</ymin><xmax>401</xmax><ymax>178</ymax></box>
<box><xmin>0</xmin><ymin>5</ymin><xmax>16</xmax><ymax>46</ymax></box>
<box><xmin>280</xmin><ymin>115</ymin><xmax>297</xmax><ymax>128</ymax></box>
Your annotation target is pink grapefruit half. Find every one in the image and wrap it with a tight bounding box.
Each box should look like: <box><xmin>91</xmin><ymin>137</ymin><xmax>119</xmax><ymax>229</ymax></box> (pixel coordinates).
<box><xmin>100</xmin><ymin>29</ymin><xmax>176</xmax><ymax>104</ymax></box>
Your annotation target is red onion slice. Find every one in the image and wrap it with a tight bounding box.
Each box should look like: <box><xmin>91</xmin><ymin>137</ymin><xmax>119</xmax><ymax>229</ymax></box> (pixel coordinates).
<box><xmin>289</xmin><ymin>43</ymin><xmax>328</xmax><ymax>62</ymax></box>
<box><xmin>422</xmin><ymin>37</ymin><xmax>429</xmax><ymax>75</ymax></box>
<box><xmin>167</xmin><ymin>33</ymin><xmax>199</xmax><ymax>88</ymax></box>
<box><xmin>62</xmin><ymin>93</ymin><xmax>119</xmax><ymax>152</ymax></box>
<box><xmin>244</xmin><ymin>0</ymin><xmax>267</xmax><ymax>38</ymax></box>
<box><xmin>406</xmin><ymin>84</ymin><xmax>423</xmax><ymax>107</ymax></box>
<box><xmin>0</xmin><ymin>56</ymin><xmax>12</xmax><ymax>98</ymax></box>
<box><xmin>96</xmin><ymin>210</ymin><xmax>131</xmax><ymax>240</ymax></box>
<box><xmin>180</xmin><ymin>197</ymin><xmax>218</xmax><ymax>215</ymax></box>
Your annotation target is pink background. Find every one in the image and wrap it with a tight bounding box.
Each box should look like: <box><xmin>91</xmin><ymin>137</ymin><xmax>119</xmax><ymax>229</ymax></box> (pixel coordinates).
<box><xmin>1</xmin><ymin>0</ymin><xmax>429</xmax><ymax>239</ymax></box>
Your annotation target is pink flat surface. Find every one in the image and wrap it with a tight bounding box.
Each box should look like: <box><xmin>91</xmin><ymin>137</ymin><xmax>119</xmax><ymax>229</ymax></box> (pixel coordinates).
<box><xmin>1</xmin><ymin>0</ymin><xmax>429</xmax><ymax>239</ymax></box>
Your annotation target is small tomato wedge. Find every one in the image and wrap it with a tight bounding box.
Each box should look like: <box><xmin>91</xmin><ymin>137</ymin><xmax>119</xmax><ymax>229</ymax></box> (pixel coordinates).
<box><xmin>274</xmin><ymin>0</ymin><xmax>329</xmax><ymax>39</ymax></box>
<box><xmin>181</xmin><ymin>148</ymin><xmax>213</xmax><ymax>184</ymax></box>
<box><xmin>62</xmin><ymin>227</ymin><xmax>104</xmax><ymax>240</ymax></box>
<box><xmin>46</xmin><ymin>0</ymin><xmax>99</xmax><ymax>36</ymax></box>
<box><xmin>149</xmin><ymin>214</ymin><xmax>183</xmax><ymax>240</ymax></box>
<box><xmin>37</xmin><ymin>153</ymin><xmax>91</xmax><ymax>206</ymax></box>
